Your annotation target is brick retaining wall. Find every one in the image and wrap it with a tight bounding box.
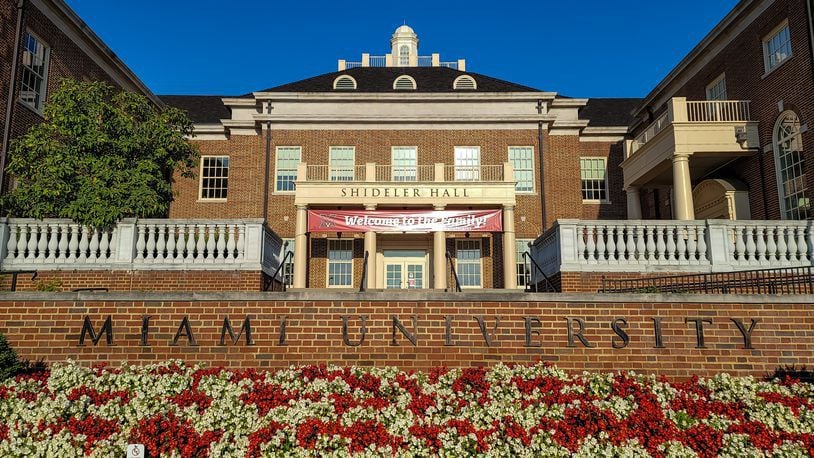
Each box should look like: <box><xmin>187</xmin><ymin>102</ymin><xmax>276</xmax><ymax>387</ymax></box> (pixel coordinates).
<box><xmin>0</xmin><ymin>291</ymin><xmax>811</xmax><ymax>378</ymax></box>
<box><xmin>0</xmin><ymin>270</ymin><xmax>265</xmax><ymax>292</ymax></box>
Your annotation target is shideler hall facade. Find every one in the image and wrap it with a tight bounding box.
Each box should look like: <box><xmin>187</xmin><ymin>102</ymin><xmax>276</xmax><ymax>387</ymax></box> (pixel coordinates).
<box><xmin>163</xmin><ymin>26</ymin><xmax>635</xmax><ymax>291</ymax></box>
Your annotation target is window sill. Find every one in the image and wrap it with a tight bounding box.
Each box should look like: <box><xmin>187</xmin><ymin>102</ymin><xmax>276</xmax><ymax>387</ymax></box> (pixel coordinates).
<box><xmin>582</xmin><ymin>200</ymin><xmax>611</xmax><ymax>205</ymax></box>
<box><xmin>272</xmin><ymin>191</ymin><xmax>296</xmax><ymax>196</ymax></box>
<box><xmin>197</xmin><ymin>198</ymin><xmax>228</xmax><ymax>203</ymax></box>
<box><xmin>762</xmin><ymin>53</ymin><xmax>793</xmax><ymax>79</ymax></box>
<box><xmin>17</xmin><ymin>99</ymin><xmax>44</xmax><ymax>117</ymax></box>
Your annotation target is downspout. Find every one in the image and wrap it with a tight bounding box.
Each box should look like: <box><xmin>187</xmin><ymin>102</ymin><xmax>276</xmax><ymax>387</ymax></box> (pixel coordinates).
<box><xmin>807</xmin><ymin>0</ymin><xmax>814</xmax><ymax>100</ymax></box>
<box><xmin>0</xmin><ymin>0</ymin><xmax>25</xmax><ymax>197</ymax></box>
<box><xmin>537</xmin><ymin>120</ymin><xmax>546</xmax><ymax>232</ymax></box>
<box><xmin>262</xmin><ymin>101</ymin><xmax>272</xmax><ymax>223</ymax></box>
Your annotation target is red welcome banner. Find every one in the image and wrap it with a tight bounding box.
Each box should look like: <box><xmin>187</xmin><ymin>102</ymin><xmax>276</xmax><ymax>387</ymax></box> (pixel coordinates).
<box><xmin>308</xmin><ymin>209</ymin><xmax>502</xmax><ymax>233</ymax></box>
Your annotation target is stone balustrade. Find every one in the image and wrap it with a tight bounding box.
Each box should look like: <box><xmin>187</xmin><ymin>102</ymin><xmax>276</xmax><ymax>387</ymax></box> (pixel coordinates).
<box><xmin>531</xmin><ymin>219</ymin><xmax>814</xmax><ymax>281</ymax></box>
<box><xmin>0</xmin><ymin>218</ymin><xmax>284</xmax><ymax>274</ymax></box>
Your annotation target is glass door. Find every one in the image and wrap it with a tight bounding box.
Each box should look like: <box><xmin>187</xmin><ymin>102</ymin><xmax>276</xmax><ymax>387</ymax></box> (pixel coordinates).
<box><xmin>383</xmin><ymin>250</ymin><xmax>427</xmax><ymax>289</ymax></box>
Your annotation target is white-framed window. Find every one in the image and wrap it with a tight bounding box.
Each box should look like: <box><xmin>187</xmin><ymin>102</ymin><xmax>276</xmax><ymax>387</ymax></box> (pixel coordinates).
<box><xmin>329</xmin><ymin>146</ymin><xmax>355</xmax><ymax>181</ymax></box>
<box><xmin>763</xmin><ymin>21</ymin><xmax>792</xmax><ymax>73</ymax></box>
<box><xmin>327</xmin><ymin>239</ymin><xmax>353</xmax><ymax>287</ymax></box>
<box><xmin>199</xmin><ymin>156</ymin><xmax>229</xmax><ymax>200</ymax></box>
<box><xmin>20</xmin><ymin>31</ymin><xmax>49</xmax><ymax>112</ymax></box>
<box><xmin>705</xmin><ymin>73</ymin><xmax>727</xmax><ymax>101</ymax></box>
<box><xmin>391</xmin><ymin>146</ymin><xmax>417</xmax><ymax>181</ymax></box>
<box><xmin>399</xmin><ymin>45</ymin><xmax>410</xmax><ymax>66</ymax></box>
<box><xmin>580</xmin><ymin>157</ymin><xmax>608</xmax><ymax>202</ymax></box>
<box><xmin>454</xmin><ymin>146</ymin><xmax>480</xmax><ymax>181</ymax></box>
<box><xmin>516</xmin><ymin>239</ymin><xmax>533</xmax><ymax>289</ymax></box>
<box><xmin>275</xmin><ymin>146</ymin><xmax>301</xmax><ymax>192</ymax></box>
<box><xmin>281</xmin><ymin>238</ymin><xmax>295</xmax><ymax>287</ymax></box>
<box><xmin>508</xmin><ymin>146</ymin><xmax>534</xmax><ymax>192</ymax></box>
<box><xmin>393</xmin><ymin>75</ymin><xmax>417</xmax><ymax>90</ymax></box>
<box><xmin>773</xmin><ymin>111</ymin><xmax>808</xmax><ymax>220</ymax></box>
<box><xmin>456</xmin><ymin>240</ymin><xmax>482</xmax><ymax>288</ymax></box>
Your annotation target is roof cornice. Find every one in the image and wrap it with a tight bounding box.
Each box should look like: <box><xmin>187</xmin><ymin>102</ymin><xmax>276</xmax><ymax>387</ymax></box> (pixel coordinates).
<box><xmin>248</xmin><ymin>92</ymin><xmax>559</xmax><ymax>102</ymax></box>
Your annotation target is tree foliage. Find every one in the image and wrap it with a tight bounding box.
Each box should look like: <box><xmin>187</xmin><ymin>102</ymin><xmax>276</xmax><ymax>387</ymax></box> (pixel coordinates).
<box><xmin>3</xmin><ymin>80</ymin><xmax>198</xmax><ymax>229</ymax></box>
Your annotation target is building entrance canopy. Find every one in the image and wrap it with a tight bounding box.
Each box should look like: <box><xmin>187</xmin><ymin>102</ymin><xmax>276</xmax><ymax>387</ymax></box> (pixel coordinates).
<box><xmin>307</xmin><ymin>209</ymin><xmax>502</xmax><ymax>233</ymax></box>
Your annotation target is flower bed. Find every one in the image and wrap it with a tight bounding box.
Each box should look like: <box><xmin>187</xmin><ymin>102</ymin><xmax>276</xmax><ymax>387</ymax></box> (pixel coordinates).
<box><xmin>1</xmin><ymin>361</ymin><xmax>814</xmax><ymax>457</ymax></box>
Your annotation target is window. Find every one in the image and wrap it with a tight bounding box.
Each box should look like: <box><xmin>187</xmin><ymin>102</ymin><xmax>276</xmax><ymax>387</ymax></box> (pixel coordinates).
<box><xmin>773</xmin><ymin>111</ymin><xmax>808</xmax><ymax>220</ymax></box>
<box><xmin>275</xmin><ymin>147</ymin><xmax>301</xmax><ymax>192</ymax></box>
<box><xmin>580</xmin><ymin>158</ymin><xmax>608</xmax><ymax>201</ymax></box>
<box><xmin>508</xmin><ymin>147</ymin><xmax>534</xmax><ymax>192</ymax></box>
<box><xmin>393</xmin><ymin>75</ymin><xmax>416</xmax><ymax>90</ymax></box>
<box><xmin>392</xmin><ymin>146</ymin><xmax>417</xmax><ymax>181</ymax></box>
<box><xmin>456</xmin><ymin>240</ymin><xmax>481</xmax><ymax>288</ymax></box>
<box><xmin>705</xmin><ymin>74</ymin><xmax>727</xmax><ymax>101</ymax></box>
<box><xmin>333</xmin><ymin>75</ymin><xmax>357</xmax><ymax>90</ymax></box>
<box><xmin>399</xmin><ymin>45</ymin><xmax>410</xmax><ymax>66</ymax></box>
<box><xmin>454</xmin><ymin>147</ymin><xmax>480</xmax><ymax>181</ymax></box>
<box><xmin>329</xmin><ymin>147</ymin><xmax>355</xmax><ymax>181</ymax></box>
<box><xmin>763</xmin><ymin>22</ymin><xmax>792</xmax><ymax>73</ymax></box>
<box><xmin>328</xmin><ymin>239</ymin><xmax>353</xmax><ymax>287</ymax></box>
<box><xmin>20</xmin><ymin>31</ymin><xmax>49</xmax><ymax>112</ymax></box>
<box><xmin>453</xmin><ymin>75</ymin><xmax>477</xmax><ymax>90</ymax></box>
<box><xmin>515</xmin><ymin>239</ymin><xmax>532</xmax><ymax>289</ymax></box>
<box><xmin>199</xmin><ymin>156</ymin><xmax>229</xmax><ymax>200</ymax></box>
<box><xmin>281</xmin><ymin>239</ymin><xmax>295</xmax><ymax>287</ymax></box>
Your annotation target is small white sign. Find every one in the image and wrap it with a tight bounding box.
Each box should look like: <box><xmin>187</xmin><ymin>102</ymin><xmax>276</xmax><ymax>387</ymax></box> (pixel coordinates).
<box><xmin>127</xmin><ymin>444</ymin><xmax>145</xmax><ymax>458</ymax></box>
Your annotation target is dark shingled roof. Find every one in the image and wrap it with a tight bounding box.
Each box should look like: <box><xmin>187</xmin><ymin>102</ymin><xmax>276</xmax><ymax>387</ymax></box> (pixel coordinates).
<box><xmin>580</xmin><ymin>98</ymin><xmax>642</xmax><ymax>127</ymax></box>
<box><xmin>250</xmin><ymin>66</ymin><xmax>540</xmax><ymax>94</ymax></box>
<box><xmin>159</xmin><ymin>95</ymin><xmax>231</xmax><ymax>124</ymax></box>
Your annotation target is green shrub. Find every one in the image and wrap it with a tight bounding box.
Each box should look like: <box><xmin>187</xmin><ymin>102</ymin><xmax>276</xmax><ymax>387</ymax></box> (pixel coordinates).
<box><xmin>0</xmin><ymin>334</ymin><xmax>21</xmax><ymax>381</ymax></box>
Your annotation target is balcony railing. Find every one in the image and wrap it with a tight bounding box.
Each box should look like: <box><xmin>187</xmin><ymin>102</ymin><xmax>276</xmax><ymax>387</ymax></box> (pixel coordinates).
<box><xmin>339</xmin><ymin>55</ymin><xmax>464</xmax><ymax>71</ymax></box>
<box><xmin>0</xmin><ymin>218</ymin><xmax>284</xmax><ymax>275</ymax></box>
<box><xmin>630</xmin><ymin>98</ymin><xmax>753</xmax><ymax>155</ymax></box>
<box><xmin>531</xmin><ymin>219</ymin><xmax>814</xmax><ymax>281</ymax></box>
<box><xmin>301</xmin><ymin>162</ymin><xmax>513</xmax><ymax>183</ymax></box>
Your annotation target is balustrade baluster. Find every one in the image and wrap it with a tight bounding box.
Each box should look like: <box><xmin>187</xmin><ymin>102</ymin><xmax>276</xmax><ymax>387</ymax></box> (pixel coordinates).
<box><xmin>787</xmin><ymin>226</ymin><xmax>798</xmax><ymax>262</ymax></box>
<box><xmin>645</xmin><ymin>226</ymin><xmax>656</xmax><ymax>261</ymax></box>
<box><xmin>205</xmin><ymin>224</ymin><xmax>216</xmax><ymax>262</ymax></box>
<box><xmin>685</xmin><ymin>226</ymin><xmax>697</xmax><ymax>262</ymax></box>
<box><xmin>135</xmin><ymin>225</ymin><xmax>147</xmax><ymax>261</ymax></box>
<box><xmin>796</xmin><ymin>226</ymin><xmax>808</xmax><ymax>262</ymax></box>
<box><xmin>676</xmin><ymin>227</ymin><xmax>687</xmax><ymax>262</ymax></box>
<box><xmin>226</xmin><ymin>225</ymin><xmax>237</xmax><ymax>260</ymax></box>
<box><xmin>216</xmin><ymin>224</ymin><xmax>227</xmax><ymax>259</ymax></box>
<box><xmin>603</xmin><ymin>226</ymin><xmax>614</xmax><ymax>262</ymax></box>
<box><xmin>236</xmin><ymin>225</ymin><xmax>246</xmax><ymax>260</ymax></box>
<box><xmin>665</xmin><ymin>227</ymin><xmax>676</xmax><ymax>262</ymax></box>
<box><xmin>87</xmin><ymin>229</ymin><xmax>99</xmax><ymax>261</ymax></box>
<box><xmin>57</xmin><ymin>224</ymin><xmax>69</xmax><ymax>261</ymax></box>
<box><xmin>734</xmin><ymin>226</ymin><xmax>746</xmax><ymax>264</ymax></box>
<box><xmin>99</xmin><ymin>230</ymin><xmax>110</xmax><ymax>261</ymax></box>
<box><xmin>78</xmin><ymin>226</ymin><xmax>89</xmax><ymax>262</ymax></box>
<box><xmin>6</xmin><ymin>226</ymin><xmax>19</xmax><ymax>260</ymax></box>
<box><xmin>185</xmin><ymin>225</ymin><xmax>196</xmax><ymax>259</ymax></box>
<box><xmin>24</xmin><ymin>225</ymin><xmax>37</xmax><ymax>261</ymax></box>
<box><xmin>155</xmin><ymin>225</ymin><xmax>166</xmax><ymax>262</ymax></box>
<box><xmin>145</xmin><ymin>225</ymin><xmax>156</xmax><ymax>262</ymax></box>
<box><xmin>67</xmin><ymin>225</ymin><xmax>79</xmax><ymax>260</ymax></box>
<box><xmin>195</xmin><ymin>225</ymin><xmax>206</xmax><ymax>259</ymax></box>
<box><xmin>755</xmin><ymin>227</ymin><xmax>767</xmax><ymax>263</ymax></box>
<box><xmin>165</xmin><ymin>224</ymin><xmax>176</xmax><ymax>262</ymax></box>
<box><xmin>616</xmin><ymin>225</ymin><xmax>626</xmax><ymax>261</ymax></box>
<box><xmin>765</xmin><ymin>228</ymin><xmax>777</xmax><ymax>262</ymax></box>
<box><xmin>776</xmin><ymin>227</ymin><xmax>787</xmax><ymax>262</ymax></box>
<box><xmin>34</xmin><ymin>225</ymin><xmax>47</xmax><ymax>263</ymax></box>
<box><xmin>586</xmin><ymin>227</ymin><xmax>597</xmax><ymax>262</ymax></box>
<box><xmin>576</xmin><ymin>226</ymin><xmax>587</xmax><ymax>261</ymax></box>
<box><xmin>634</xmin><ymin>226</ymin><xmax>645</xmax><ymax>261</ymax></box>
<box><xmin>744</xmin><ymin>227</ymin><xmax>757</xmax><ymax>264</ymax></box>
<box><xmin>697</xmin><ymin>226</ymin><xmax>708</xmax><ymax>262</ymax></box>
<box><xmin>46</xmin><ymin>224</ymin><xmax>58</xmax><ymax>262</ymax></box>
<box><xmin>655</xmin><ymin>227</ymin><xmax>667</xmax><ymax>262</ymax></box>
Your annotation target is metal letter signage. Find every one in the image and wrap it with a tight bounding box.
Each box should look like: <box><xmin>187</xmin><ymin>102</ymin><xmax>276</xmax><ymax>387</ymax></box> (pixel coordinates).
<box><xmin>307</xmin><ymin>209</ymin><xmax>503</xmax><ymax>233</ymax></box>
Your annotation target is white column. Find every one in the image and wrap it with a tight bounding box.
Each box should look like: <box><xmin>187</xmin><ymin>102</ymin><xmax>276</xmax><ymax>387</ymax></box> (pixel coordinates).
<box><xmin>502</xmin><ymin>205</ymin><xmax>517</xmax><ymax>289</ymax></box>
<box><xmin>626</xmin><ymin>186</ymin><xmax>643</xmax><ymax>219</ymax></box>
<box><xmin>293</xmin><ymin>205</ymin><xmax>308</xmax><ymax>288</ymax></box>
<box><xmin>433</xmin><ymin>205</ymin><xmax>447</xmax><ymax>290</ymax></box>
<box><xmin>364</xmin><ymin>204</ymin><xmax>377</xmax><ymax>289</ymax></box>
<box><xmin>672</xmin><ymin>153</ymin><xmax>695</xmax><ymax>220</ymax></box>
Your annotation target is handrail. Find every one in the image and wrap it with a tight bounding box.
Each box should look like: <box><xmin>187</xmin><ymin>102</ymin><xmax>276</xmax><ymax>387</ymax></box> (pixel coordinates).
<box><xmin>445</xmin><ymin>251</ymin><xmax>462</xmax><ymax>292</ymax></box>
<box><xmin>523</xmin><ymin>251</ymin><xmax>556</xmax><ymax>292</ymax></box>
<box><xmin>265</xmin><ymin>248</ymin><xmax>293</xmax><ymax>292</ymax></box>
<box><xmin>359</xmin><ymin>250</ymin><xmax>369</xmax><ymax>292</ymax></box>
<box><xmin>600</xmin><ymin>266</ymin><xmax>814</xmax><ymax>294</ymax></box>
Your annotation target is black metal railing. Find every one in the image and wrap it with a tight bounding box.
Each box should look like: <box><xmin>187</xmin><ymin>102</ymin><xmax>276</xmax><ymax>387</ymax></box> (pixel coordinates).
<box><xmin>445</xmin><ymin>251</ymin><xmax>462</xmax><ymax>292</ymax></box>
<box><xmin>264</xmin><ymin>249</ymin><xmax>294</xmax><ymax>292</ymax></box>
<box><xmin>522</xmin><ymin>251</ymin><xmax>557</xmax><ymax>292</ymax></box>
<box><xmin>600</xmin><ymin>266</ymin><xmax>814</xmax><ymax>294</ymax></box>
<box><xmin>0</xmin><ymin>271</ymin><xmax>38</xmax><ymax>291</ymax></box>
<box><xmin>359</xmin><ymin>250</ymin><xmax>369</xmax><ymax>292</ymax></box>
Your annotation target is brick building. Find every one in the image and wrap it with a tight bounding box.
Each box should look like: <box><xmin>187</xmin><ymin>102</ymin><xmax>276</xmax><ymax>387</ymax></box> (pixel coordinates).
<box><xmin>625</xmin><ymin>0</ymin><xmax>814</xmax><ymax>223</ymax></box>
<box><xmin>0</xmin><ymin>0</ymin><xmax>157</xmax><ymax>193</ymax></box>
<box><xmin>163</xmin><ymin>26</ymin><xmax>637</xmax><ymax>290</ymax></box>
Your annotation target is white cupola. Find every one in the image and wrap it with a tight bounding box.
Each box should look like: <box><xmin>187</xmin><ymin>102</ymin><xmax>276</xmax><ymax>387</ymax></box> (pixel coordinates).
<box><xmin>390</xmin><ymin>25</ymin><xmax>418</xmax><ymax>67</ymax></box>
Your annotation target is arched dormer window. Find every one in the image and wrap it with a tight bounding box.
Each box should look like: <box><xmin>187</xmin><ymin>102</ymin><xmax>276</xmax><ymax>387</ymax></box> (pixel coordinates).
<box><xmin>453</xmin><ymin>75</ymin><xmax>477</xmax><ymax>90</ymax></box>
<box><xmin>773</xmin><ymin>110</ymin><xmax>808</xmax><ymax>219</ymax></box>
<box><xmin>393</xmin><ymin>75</ymin><xmax>417</xmax><ymax>90</ymax></box>
<box><xmin>333</xmin><ymin>75</ymin><xmax>357</xmax><ymax>90</ymax></box>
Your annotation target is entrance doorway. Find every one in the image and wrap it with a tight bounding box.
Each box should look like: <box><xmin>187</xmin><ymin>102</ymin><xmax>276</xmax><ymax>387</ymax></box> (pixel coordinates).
<box><xmin>383</xmin><ymin>250</ymin><xmax>427</xmax><ymax>289</ymax></box>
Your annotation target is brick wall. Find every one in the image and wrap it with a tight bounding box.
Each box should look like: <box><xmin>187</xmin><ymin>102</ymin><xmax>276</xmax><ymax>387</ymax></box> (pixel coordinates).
<box><xmin>1</xmin><ymin>292</ymin><xmax>812</xmax><ymax>378</ymax></box>
<box><xmin>0</xmin><ymin>270</ymin><xmax>265</xmax><ymax>292</ymax></box>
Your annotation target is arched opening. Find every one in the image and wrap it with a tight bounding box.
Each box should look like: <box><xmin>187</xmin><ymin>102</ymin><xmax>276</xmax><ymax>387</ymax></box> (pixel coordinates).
<box><xmin>692</xmin><ymin>178</ymin><xmax>751</xmax><ymax>220</ymax></box>
<box><xmin>772</xmin><ymin>110</ymin><xmax>808</xmax><ymax>219</ymax></box>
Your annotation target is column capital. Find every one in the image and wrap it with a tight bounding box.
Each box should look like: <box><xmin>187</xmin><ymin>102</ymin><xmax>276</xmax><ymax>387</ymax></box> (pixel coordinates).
<box><xmin>502</xmin><ymin>204</ymin><xmax>516</xmax><ymax>211</ymax></box>
<box><xmin>625</xmin><ymin>185</ymin><xmax>640</xmax><ymax>192</ymax></box>
<box><xmin>364</xmin><ymin>204</ymin><xmax>377</xmax><ymax>211</ymax></box>
<box><xmin>296</xmin><ymin>204</ymin><xmax>308</xmax><ymax>210</ymax></box>
<box><xmin>672</xmin><ymin>152</ymin><xmax>691</xmax><ymax>162</ymax></box>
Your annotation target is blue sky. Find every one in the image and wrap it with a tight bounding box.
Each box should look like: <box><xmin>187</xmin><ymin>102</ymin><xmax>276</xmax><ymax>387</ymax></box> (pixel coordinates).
<box><xmin>66</xmin><ymin>0</ymin><xmax>739</xmax><ymax>98</ymax></box>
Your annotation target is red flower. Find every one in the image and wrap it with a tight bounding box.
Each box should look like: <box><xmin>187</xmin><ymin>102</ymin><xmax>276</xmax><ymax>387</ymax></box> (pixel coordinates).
<box><xmin>128</xmin><ymin>411</ymin><xmax>222</xmax><ymax>457</ymax></box>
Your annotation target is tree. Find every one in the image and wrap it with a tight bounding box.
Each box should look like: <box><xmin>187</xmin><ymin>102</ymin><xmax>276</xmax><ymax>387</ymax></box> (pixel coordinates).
<box><xmin>2</xmin><ymin>80</ymin><xmax>198</xmax><ymax>229</ymax></box>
